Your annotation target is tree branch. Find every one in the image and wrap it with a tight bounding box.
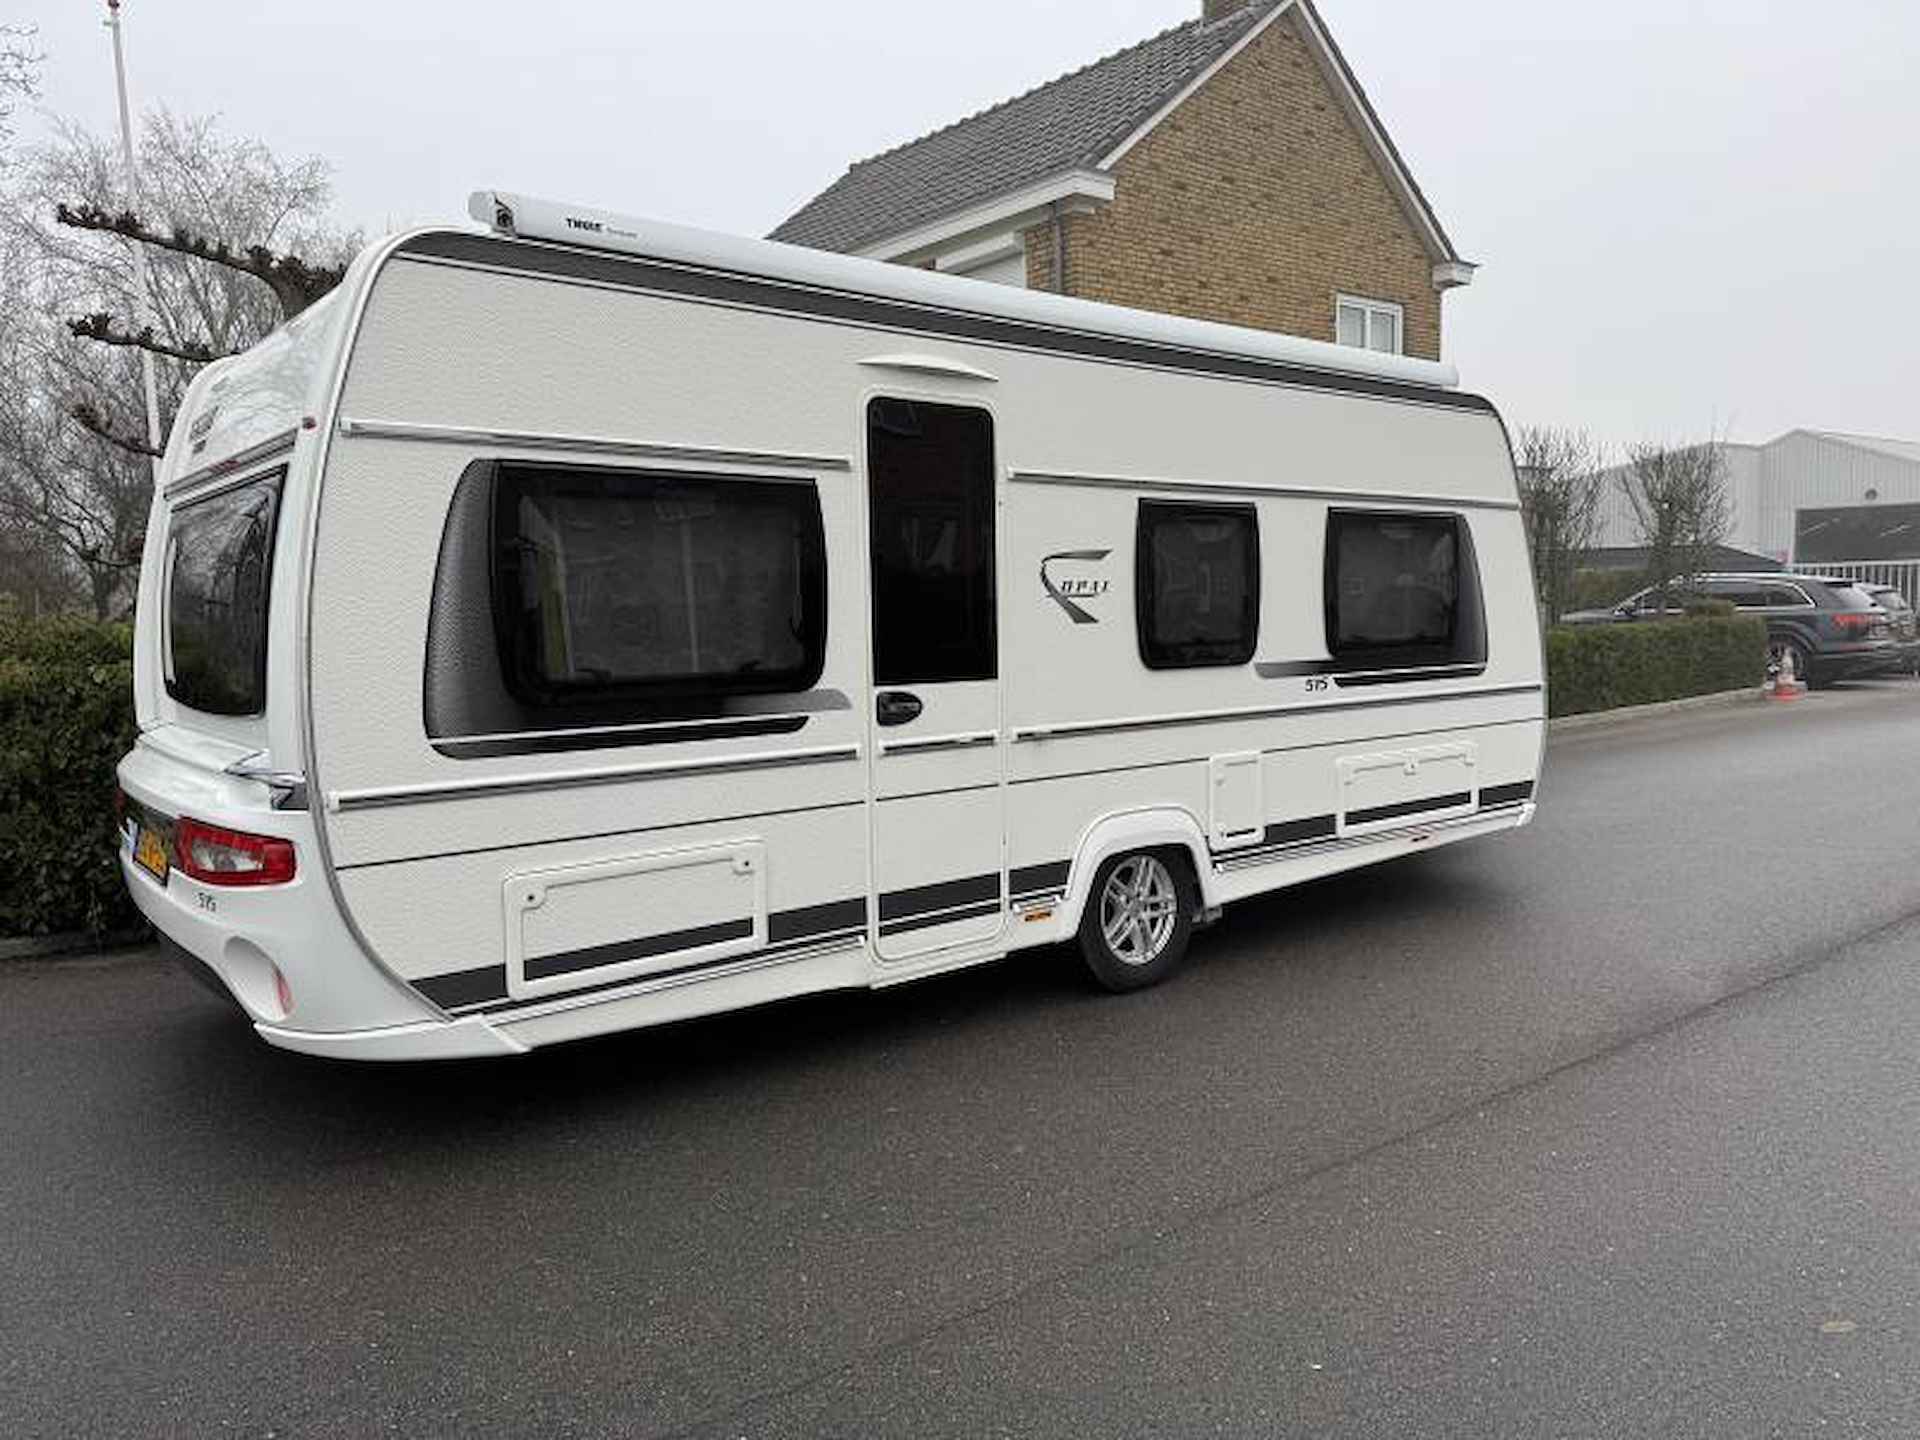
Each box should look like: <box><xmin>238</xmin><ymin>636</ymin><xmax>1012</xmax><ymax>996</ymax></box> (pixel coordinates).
<box><xmin>68</xmin><ymin>311</ymin><xmax>226</xmax><ymax>364</ymax></box>
<box><xmin>55</xmin><ymin>201</ymin><xmax>346</xmax><ymax>318</ymax></box>
<box><xmin>67</xmin><ymin>400</ymin><xmax>163</xmax><ymax>460</ymax></box>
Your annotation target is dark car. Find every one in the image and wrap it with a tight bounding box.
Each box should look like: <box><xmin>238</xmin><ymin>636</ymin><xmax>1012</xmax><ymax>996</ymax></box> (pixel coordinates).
<box><xmin>1564</xmin><ymin>572</ymin><xmax>1898</xmax><ymax>688</ymax></box>
<box><xmin>1860</xmin><ymin>584</ymin><xmax>1920</xmax><ymax>676</ymax></box>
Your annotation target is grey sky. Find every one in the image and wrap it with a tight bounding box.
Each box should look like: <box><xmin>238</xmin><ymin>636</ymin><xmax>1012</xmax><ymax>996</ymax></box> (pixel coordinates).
<box><xmin>19</xmin><ymin>0</ymin><xmax>1919</xmax><ymax>453</ymax></box>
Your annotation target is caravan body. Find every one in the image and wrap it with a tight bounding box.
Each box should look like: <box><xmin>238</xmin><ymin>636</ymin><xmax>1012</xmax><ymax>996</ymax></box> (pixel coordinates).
<box><xmin>116</xmin><ymin>192</ymin><xmax>1543</xmax><ymax>1061</ymax></box>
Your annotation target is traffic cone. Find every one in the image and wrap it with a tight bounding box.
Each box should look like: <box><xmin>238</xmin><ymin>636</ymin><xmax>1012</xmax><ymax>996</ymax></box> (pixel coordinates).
<box><xmin>1769</xmin><ymin>647</ymin><xmax>1805</xmax><ymax>702</ymax></box>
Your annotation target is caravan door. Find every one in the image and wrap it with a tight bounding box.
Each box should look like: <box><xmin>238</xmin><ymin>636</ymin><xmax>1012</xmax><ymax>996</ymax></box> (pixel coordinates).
<box><xmin>864</xmin><ymin>397</ymin><xmax>1006</xmax><ymax>961</ymax></box>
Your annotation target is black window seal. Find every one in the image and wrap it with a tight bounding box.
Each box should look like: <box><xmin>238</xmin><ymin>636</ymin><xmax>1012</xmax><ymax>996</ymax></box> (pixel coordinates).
<box><xmin>487</xmin><ymin>460</ymin><xmax>830</xmax><ymax>713</ymax></box>
<box><xmin>1322</xmin><ymin>508</ymin><xmax>1485</xmax><ymax>675</ymax></box>
<box><xmin>162</xmin><ymin>465</ymin><xmax>287</xmax><ymax>719</ymax></box>
<box><xmin>1135</xmin><ymin>499</ymin><xmax>1262</xmax><ymax>672</ymax></box>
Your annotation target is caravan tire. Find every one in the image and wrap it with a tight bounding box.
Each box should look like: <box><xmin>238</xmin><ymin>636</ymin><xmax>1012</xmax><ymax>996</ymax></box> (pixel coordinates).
<box><xmin>1077</xmin><ymin>849</ymin><xmax>1196</xmax><ymax>993</ymax></box>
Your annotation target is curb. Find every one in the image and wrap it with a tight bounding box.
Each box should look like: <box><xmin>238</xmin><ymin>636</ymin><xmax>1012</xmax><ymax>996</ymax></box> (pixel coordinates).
<box><xmin>0</xmin><ymin>929</ymin><xmax>153</xmax><ymax>963</ymax></box>
<box><xmin>1549</xmin><ymin>687</ymin><xmax>1765</xmax><ymax>736</ymax></box>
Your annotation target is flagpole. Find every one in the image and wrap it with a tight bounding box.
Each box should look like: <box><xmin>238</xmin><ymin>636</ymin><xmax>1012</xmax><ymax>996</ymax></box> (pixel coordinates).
<box><xmin>105</xmin><ymin>0</ymin><xmax>164</xmax><ymax>478</ymax></box>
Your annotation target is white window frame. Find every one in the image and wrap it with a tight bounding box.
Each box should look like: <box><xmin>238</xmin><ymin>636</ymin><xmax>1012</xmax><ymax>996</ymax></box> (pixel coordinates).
<box><xmin>1335</xmin><ymin>294</ymin><xmax>1405</xmax><ymax>356</ymax></box>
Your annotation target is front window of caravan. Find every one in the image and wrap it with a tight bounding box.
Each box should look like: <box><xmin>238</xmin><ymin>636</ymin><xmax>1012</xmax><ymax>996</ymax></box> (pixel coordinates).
<box><xmin>490</xmin><ymin>464</ymin><xmax>827</xmax><ymax>706</ymax></box>
<box><xmin>164</xmin><ymin>470</ymin><xmax>283</xmax><ymax>717</ymax></box>
<box><xmin>1325</xmin><ymin>510</ymin><xmax>1485</xmax><ymax>672</ymax></box>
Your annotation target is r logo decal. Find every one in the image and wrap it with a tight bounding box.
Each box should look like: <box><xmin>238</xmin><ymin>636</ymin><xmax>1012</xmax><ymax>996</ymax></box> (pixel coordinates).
<box><xmin>1041</xmin><ymin>550</ymin><xmax>1115</xmax><ymax>625</ymax></box>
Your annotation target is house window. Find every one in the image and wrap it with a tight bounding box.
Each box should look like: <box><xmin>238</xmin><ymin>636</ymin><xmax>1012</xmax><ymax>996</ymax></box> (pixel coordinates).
<box><xmin>1135</xmin><ymin>501</ymin><xmax>1261</xmax><ymax>670</ymax></box>
<box><xmin>1324</xmin><ymin>510</ymin><xmax>1486</xmax><ymax>673</ymax></box>
<box><xmin>1336</xmin><ymin>295</ymin><xmax>1404</xmax><ymax>356</ymax></box>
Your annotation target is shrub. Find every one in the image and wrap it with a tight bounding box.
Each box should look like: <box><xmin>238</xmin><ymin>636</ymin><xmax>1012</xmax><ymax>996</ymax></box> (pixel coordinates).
<box><xmin>1546</xmin><ymin>614</ymin><xmax>1768</xmax><ymax>719</ymax></box>
<box><xmin>0</xmin><ymin>611</ymin><xmax>144</xmax><ymax>938</ymax></box>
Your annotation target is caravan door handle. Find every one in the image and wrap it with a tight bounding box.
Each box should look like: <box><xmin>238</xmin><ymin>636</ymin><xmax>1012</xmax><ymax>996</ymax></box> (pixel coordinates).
<box><xmin>875</xmin><ymin>691</ymin><xmax>924</xmax><ymax>728</ymax></box>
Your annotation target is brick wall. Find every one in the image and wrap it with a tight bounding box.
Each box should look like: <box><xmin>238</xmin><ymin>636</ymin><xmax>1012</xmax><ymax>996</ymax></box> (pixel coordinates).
<box><xmin>1025</xmin><ymin>8</ymin><xmax>1445</xmax><ymax>360</ymax></box>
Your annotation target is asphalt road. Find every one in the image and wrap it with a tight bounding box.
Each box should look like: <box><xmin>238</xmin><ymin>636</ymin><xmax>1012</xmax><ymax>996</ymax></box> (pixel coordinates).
<box><xmin>7</xmin><ymin>683</ymin><xmax>1920</xmax><ymax>1438</ymax></box>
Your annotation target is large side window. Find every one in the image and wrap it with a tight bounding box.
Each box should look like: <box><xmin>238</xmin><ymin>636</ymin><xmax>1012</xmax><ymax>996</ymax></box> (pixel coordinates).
<box><xmin>165</xmin><ymin>470</ymin><xmax>284</xmax><ymax>717</ymax></box>
<box><xmin>1136</xmin><ymin>501</ymin><xmax>1260</xmax><ymax>670</ymax></box>
<box><xmin>1324</xmin><ymin>510</ymin><xmax>1486</xmax><ymax>673</ymax></box>
<box><xmin>424</xmin><ymin>461</ymin><xmax>828</xmax><ymax>754</ymax></box>
<box><xmin>867</xmin><ymin>399</ymin><xmax>996</xmax><ymax>685</ymax></box>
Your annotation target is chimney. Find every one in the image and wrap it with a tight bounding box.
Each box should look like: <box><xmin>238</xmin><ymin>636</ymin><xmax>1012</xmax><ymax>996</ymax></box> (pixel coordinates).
<box><xmin>1202</xmin><ymin>0</ymin><xmax>1247</xmax><ymax>21</ymax></box>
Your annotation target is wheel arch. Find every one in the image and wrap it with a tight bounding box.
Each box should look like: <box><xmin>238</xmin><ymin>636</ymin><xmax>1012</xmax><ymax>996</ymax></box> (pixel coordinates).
<box><xmin>1055</xmin><ymin>807</ymin><xmax>1219</xmax><ymax>936</ymax></box>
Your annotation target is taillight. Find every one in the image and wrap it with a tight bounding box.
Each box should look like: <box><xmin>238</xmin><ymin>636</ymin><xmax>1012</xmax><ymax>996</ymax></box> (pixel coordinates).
<box><xmin>173</xmin><ymin>817</ymin><xmax>297</xmax><ymax>887</ymax></box>
<box><xmin>1833</xmin><ymin>612</ymin><xmax>1876</xmax><ymax>635</ymax></box>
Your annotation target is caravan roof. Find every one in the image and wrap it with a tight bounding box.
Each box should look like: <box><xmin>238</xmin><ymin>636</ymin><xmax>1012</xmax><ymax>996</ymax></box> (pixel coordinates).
<box><xmin>466</xmin><ymin>189</ymin><xmax>1466</xmax><ymax>398</ymax></box>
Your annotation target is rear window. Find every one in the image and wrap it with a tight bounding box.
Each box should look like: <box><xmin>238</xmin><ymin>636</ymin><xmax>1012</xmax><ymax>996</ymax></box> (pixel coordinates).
<box><xmin>1824</xmin><ymin>583</ymin><xmax>1881</xmax><ymax>611</ymax></box>
<box><xmin>165</xmin><ymin>471</ymin><xmax>283</xmax><ymax>717</ymax></box>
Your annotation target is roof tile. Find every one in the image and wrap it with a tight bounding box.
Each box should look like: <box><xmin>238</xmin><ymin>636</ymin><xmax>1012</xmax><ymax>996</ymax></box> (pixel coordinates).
<box><xmin>770</xmin><ymin>2</ymin><xmax>1280</xmax><ymax>254</ymax></box>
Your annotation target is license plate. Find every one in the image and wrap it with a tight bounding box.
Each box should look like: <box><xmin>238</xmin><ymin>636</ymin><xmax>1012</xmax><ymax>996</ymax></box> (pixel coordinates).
<box><xmin>134</xmin><ymin>824</ymin><xmax>170</xmax><ymax>883</ymax></box>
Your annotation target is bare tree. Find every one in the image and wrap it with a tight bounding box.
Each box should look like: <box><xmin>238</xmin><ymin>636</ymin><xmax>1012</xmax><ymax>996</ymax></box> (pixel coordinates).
<box><xmin>0</xmin><ymin>111</ymin><xmax>357</xmax><ymax>616</ymax></box>
<box><xmin>1515</xmin><ymin>426</ymin><xmax>1607</xmax><ymax>624</ymax></box>
<box><xmin>0</xmin><ymin>25</ymin><xmax>39</xmax><ymax>159</ymax></box>
<box><xmin>1619</xmin><ymin>440</ymin><xmax>1733</xmax><ymax>609</ymax></box>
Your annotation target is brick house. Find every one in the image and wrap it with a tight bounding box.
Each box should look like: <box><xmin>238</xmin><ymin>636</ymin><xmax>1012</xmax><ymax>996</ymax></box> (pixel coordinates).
<box><xmin>771</xmin><ymin>0</ymin><xmax>1474</xmax><ymax>361</ymax></box>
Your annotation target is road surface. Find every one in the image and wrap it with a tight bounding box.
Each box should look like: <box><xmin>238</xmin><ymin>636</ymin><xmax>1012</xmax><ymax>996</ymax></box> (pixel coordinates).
<box><xmin>5</xmin><ymin>683</ymin><xmax>1920</xmax><ymax>1437</ymax></box>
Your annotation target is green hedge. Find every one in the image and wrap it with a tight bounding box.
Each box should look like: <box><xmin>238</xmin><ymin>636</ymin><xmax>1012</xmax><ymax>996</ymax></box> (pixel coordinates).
<box><xmin>1546</xmin><ymin>614</ymin><xmax>1768</xmax><ymax>719</ymax></box>
<box><xmin>0</xmin><ymin>612</ymin><xmax>144</xmax><ymax>938</ymax></box>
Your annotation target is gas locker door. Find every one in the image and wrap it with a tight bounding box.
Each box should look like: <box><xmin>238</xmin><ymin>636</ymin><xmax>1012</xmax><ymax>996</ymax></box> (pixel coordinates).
<box><xmin>865</xmin><ymin>397</ymin><xmax>1006</xmax><ymax>961</ymax></box>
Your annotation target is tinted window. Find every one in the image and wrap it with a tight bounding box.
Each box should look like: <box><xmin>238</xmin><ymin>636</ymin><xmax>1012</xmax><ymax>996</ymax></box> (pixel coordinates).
<box><xmin>1135</xmin><ymin>501</ymin><xmax>1260</xmax><ymax>669</ymax></box>
<box><xmin>1824</xmin><ymin>583</ymin><xmax>1881</xmax><ymax>612</ymax></box>
<box><xmin>165</xmin><ymin>471</ymin><xmax>283</xmax><ymax>716</ymax></box>
<box><xmin>491</xmin><ymin>464</ymin><xmax>826</xmax><ymax>705</ymax></box>
<box><xmin>1326</xmin><ymin>511</ymin><xmax>1485</xmax><ymax>669</ymax></box>
<box><xmin>868</xmin><ymin>399</ymin><xmax>996</xmax><ymax>685</ymax></box>
<box><xmin>1763</xmin><ymin>584</ymin><xmax>1812</xmax><ymax>607</ymax></box>
<box><xmin>1710</xmin><ymin>581</ymin><xmax>1772</xmax><ymax>609</ymax></box>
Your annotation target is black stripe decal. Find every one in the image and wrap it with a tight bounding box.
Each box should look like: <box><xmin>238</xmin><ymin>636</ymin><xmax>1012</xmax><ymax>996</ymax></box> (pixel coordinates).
<box><xmin>878</xmin><ymin>873</ymin><xmax>1001</xmax><ymax>923</ymax></box>
<box><xmin>1254</xmin><ymin>660</ymin><xmax>1338</xmax><ymax>679</ymax></box>
<box><xmin>411</xmin><ymin>897</ymin><xmax>871</xmax><ymax>1011</ymax></box>
<box><xmin>434</xmin><ymin>714</ymin><xmax>808</xmax><ymax>761</ymax></box>
<box><xmin>1347</xmin><ymin>792</ymin><xmax>1474</xmax><ymax>827</ymax></box>
<box><xmin>879</xmin><ymin>901</ymin><xmax>1003</xmax><ymax>939</ymax></box>
<box><xmin>1208</xmin><ymin>815</ymin><xmax>1339</xmax><ymax>862</ymax></box>
<box><xmin>413</xmin><ymin>966</ymin><xmax>510</xmax><ymax>1010</ymax></box>
<box><xmin>1480</xmin><ymin>781</ymin><xmax>1536</xmax><ymax>809</ymax></box>
<box><xmin>525</xmin><ymin>918</ymin><xmax>755</xmax><ymax>983</ymax></box>
<box><xmin>1261</xmin><ymin>816</ymin><xmax>1340</xmax><ymax>848</ymax></box>
<box><xmin>1336</xmin><ymin>665</ymin><xmax>1489</xmax><ymax>690</ymax></box>
<box><xmin>1010</xmin><ymin>861</ymin><xmax>1072</xmax><ymax>897</ymax></box>
<box><xmin>397</xmin><ymin>233</ymin><xmax>1499</xmax><ymax>416</ymax></box>
<box><xmin>769</xmin><ymin>897</ymin><xmax>868</xmax><ymax>944</ymax></box>
<box><xmin>450</xmin><ymin>929</ymin><xmax>865</xmax><ymax>1018</ymax></box>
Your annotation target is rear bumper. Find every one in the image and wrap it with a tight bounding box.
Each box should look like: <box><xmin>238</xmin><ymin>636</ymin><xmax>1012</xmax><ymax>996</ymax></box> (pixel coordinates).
<box><xmin>254</xmin><ymin>1015</ymin><xmax>526</xmax><ymax>1062</ymax></box>
<box><xmin>1816</xmin><ymin>643</ymin><xmax>1901</xmax><ymax>681</ymax></box>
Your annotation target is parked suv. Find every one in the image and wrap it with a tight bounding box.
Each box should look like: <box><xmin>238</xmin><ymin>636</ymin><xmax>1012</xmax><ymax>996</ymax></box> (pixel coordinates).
<box><xmin>1565</xmin><ymin>573</ymin><xmax>1898</xmax><ymax>688</ymax></box>
<box><xmin>1860</xmin><ymin>584</ymin><xmax>1920</xmax><ymax>676</ymax></box>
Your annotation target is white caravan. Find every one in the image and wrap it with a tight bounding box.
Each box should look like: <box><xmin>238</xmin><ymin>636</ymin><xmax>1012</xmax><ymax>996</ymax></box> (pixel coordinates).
<box><xmin>116</xmin><ymin>190</ymin><xmax>1544</xmax><ymax>1062</ymax></box>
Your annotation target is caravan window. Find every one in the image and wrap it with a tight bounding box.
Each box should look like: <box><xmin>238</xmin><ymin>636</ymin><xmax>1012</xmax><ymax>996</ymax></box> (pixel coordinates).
<box><xmin>489</xmin><ymin>464</ymin><xmax>827</xmax><ymax>707</ymax></box>
<box><xmin>164</xmin><ymin>470</ymin><xmax>283</xmax><ymax>717</ymax></box>
<box><xmin>1135</xmin><ymin>501</ymin><xmax>1260</xmax><ymax>670</ymax></box>
<box><xmin>1324</xmin><ymin>511</ymin><xmax>1486</xmax><ymax>672</ymax></box>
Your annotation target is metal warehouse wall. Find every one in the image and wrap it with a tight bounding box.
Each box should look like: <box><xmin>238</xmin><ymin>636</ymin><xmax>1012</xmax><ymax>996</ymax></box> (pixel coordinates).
<box><xmin>1586</xmin><ymin>433</ymin><xmax>1920</xmax><ymax>564</ymax></box>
